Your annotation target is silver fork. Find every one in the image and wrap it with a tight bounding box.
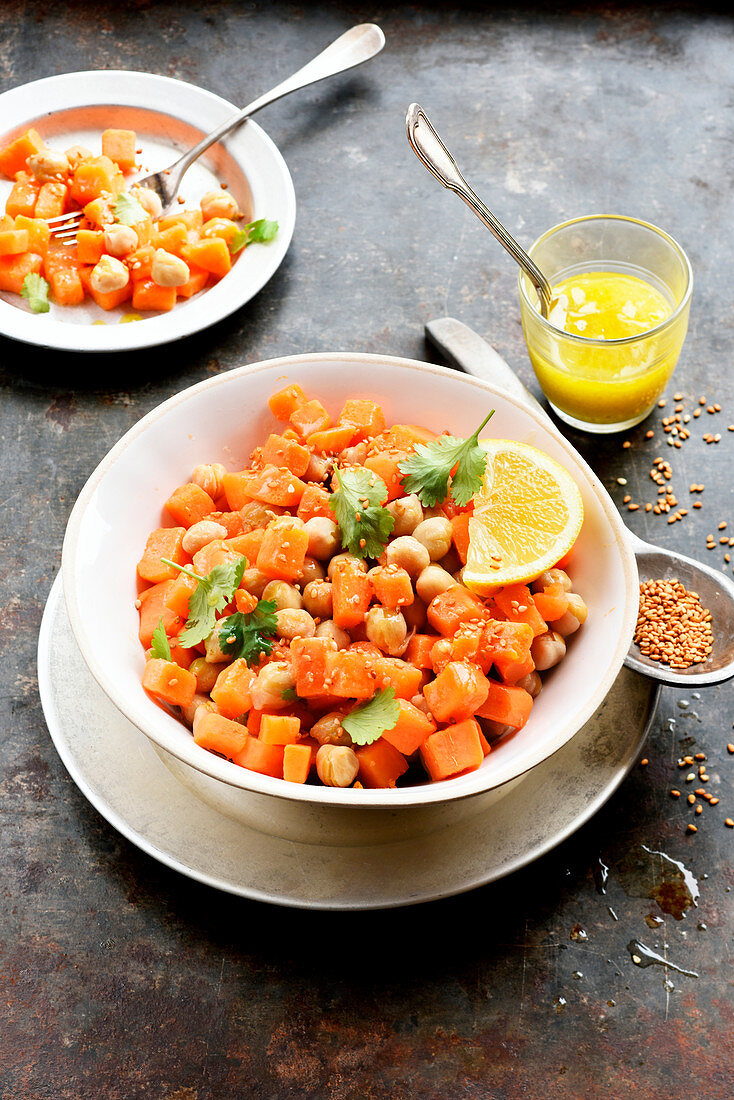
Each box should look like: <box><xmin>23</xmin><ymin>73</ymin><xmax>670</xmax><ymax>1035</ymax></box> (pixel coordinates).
<box><xmin>47</xmin><ymin>22</ymin><xmax>385</xmax><ymax>244</ymax></box>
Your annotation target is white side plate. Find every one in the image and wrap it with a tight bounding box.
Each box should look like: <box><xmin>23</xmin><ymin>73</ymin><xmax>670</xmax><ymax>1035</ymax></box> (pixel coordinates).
<box><xmin>0</xmin><ymin>70</ymin><xmax>295</xmax><ymax>351</ymax></box>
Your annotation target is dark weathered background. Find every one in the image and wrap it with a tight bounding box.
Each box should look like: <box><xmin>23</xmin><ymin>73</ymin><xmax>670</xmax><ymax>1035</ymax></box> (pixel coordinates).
<box><xmin>1</xmin><ymin>2</ymin><xmax>733</xmax><ymax>1097</ymax></box>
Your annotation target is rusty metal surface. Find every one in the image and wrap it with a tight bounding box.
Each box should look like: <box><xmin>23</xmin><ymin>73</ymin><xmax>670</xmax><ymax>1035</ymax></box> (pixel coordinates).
<box><xmin>1</xmin><ymin>2</ymin><xmax>733</xmax><ymax>1097</ymax></box>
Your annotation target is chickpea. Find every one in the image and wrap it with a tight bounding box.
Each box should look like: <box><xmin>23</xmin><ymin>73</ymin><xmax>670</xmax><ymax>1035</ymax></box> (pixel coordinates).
<box><xmin>251</xmin><ymin>661</ymin><xmax>296</xmax><ymax>711</ymax></box>
<box><xmin>386</xmin><ymin>494</ymin><xmax>424</xmax><ymax>536</ymax></box>
<box><xmin>27</xmin><ymin>149</ymin><xmax>70</xmax><ymax>180</ymax></box>
<box><xmin>515</xmin><ymin>670</ymin><xmax>542</xmax><ymax>698</ymax></box>
<box><xmin>532</xmin><ymin>568</ymin><xmax>572</xmax><ymax>594</ymax></box>
<box><xmin>151</xmin><ymin>248</ymin><xmax>190</xmax><ymax>288</ymax></box>
<box><xmin>385</xmin><ymin>535</ymin><xmax>431</xmax><ymax>578</ymax></box>
<box><xmin>275</xmin><ymin>608</ymin><xmax>316</xmax><ymax>640</ymax></box>
<box><xmin>204</xmin><ymin>630</ymin><xmax>233</xmax><ymax>664</ymax></box>
<box><xmin>365</xmin><ymin>606</ymin><xmax>407</xmax><ymax>656</ymax></box>
<box><xmin>304</xmin><ymin>516</ymin><xmax>340</xmax><ymax>560</ymax></box>
<box><xmin>65</xmin><ymin>144</ymin><xmax>93</xmax><ymax>169</ymax></box>
<box><xmin>403</xmin><ymin>595</ymin><xmax>427</xmax><ymax>630</ymax></box>
<box><xmin>298</xmin><ymin>557</ymin><xmax>326</xmax><ymax>586</ymax></box>
<box><xmin>303</xmin><ymin>579</ymin><xmax>333</xmax><ymax>619</ymax></box>
<box><xmin>304</xmin><ymin>452</ymin><xmax>331</xmax><ymax>483</ymax></box>
<box><xmin>188</xmin><ymin>657</ymin><xmax>220</xmax><ymax>694</ymax></box>
<box><xmin>180</xmin><ymin>693</ymin><xmax>215</xmax><ymax>729</ymax></box>
<box><xmin>340</xmin><ymin>441</ymin><xmax>369</xmax><ymax>466</ymax></box>
<box><xmin>240</xmin><ymin>567</ymin><xmax>270</xmax><ymax>597</ymax></box>
<box><xmin>200</xmin><ymin>189</ymin><xmax>239</xmax><ymax>221</ymax></box>
<box><xmin>90</xmin><ymin>255</ymin><xmax>129</xmax><ymax>294</ymax></box>
<box><xmin>191</xmin><ymin>462</ymin><xmax>226</xmax><ymax>499</ymax></box>
<box><xmin>316</xmin><ymin>744</ymin><xmax>359</xmax><ymax>787</ymax></box>
<box><xmin>310</xmin><ymin>712</ymin><xmax>353</xmax><ymax>747</ymax></box>
<box><xmin>315</xmin><ymin>619</ymin><xmax>350</xmax><ymax>649</ymax></box>
<box><xmin>104</xmin><ymin>223</ymin><xmax>138</xmax><ymax>257</ymax></box>
<box><xmin>134</xmin><ymin>186</ymin><xmax>163</xmax><ymax>219</ymax></box>
<box><xmin>263</xmin><ymin>580</ymin><xmax>304</xmax><ymax>611</ymax></box>
<box><xmin>182</xmin><ymin>519</ymin><xmax>228</xmax><ymax>555</ymax></box>
<box><xmin>416</xmin><ymin>564</ymin><xmax>455</xmax><ymax>605</ymax></box>
<box><xmin>554</xmin><ymin>593</ymin><xmax>588</xmax><ymax>637</ymax></box>
<box><xmin>412</xmin><ymin>517</ymin><xmax>452</xmax><ymax>561</ymax></box>
<box><xmin>327</xmin><ymin>553</ymin><xmax>367</xmax><ymax>580</ymax></box>
<box><xmin>531</xmin><ymin>630</ymin><xmax>567</xmax><ymax>671</ymax></box>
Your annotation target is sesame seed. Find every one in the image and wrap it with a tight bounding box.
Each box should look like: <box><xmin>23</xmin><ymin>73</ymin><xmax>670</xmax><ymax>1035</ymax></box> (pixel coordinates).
<box><xmin>687</xmin><ymin>824</ymin><xmax>698</xmax><ymax>833</ymax></box>
<box><xmin>633</xmin><ymin>579</ymin><xmax>714</xmax><ymax>670</ymax></box>
<box><xmin>726</xmin><ymin>819</ymin><xmax>734</xmax><ymax>828</ymax></box>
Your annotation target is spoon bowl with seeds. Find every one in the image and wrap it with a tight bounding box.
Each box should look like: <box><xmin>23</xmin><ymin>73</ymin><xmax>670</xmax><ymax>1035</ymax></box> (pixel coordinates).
<box><xmin>426</xmin><ymin>316</ymin><xmax>734</xmax><ymax>688</ymax></box>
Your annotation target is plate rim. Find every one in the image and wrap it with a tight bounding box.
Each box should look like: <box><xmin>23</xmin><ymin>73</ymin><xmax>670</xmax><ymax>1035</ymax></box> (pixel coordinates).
<box><xmin>0</xmin><ymin>68</ymin><xmax>296</xmax><ymax>352</ymax></box>
<box><xmin>60</xmin><ymin>350</ymin><xmax>640</xmax><ymax>810</ymax></box>
<box><xmin>38</xmin><ymin>573</ymin><xmax>659</xmax><ymax>909</ymax></box>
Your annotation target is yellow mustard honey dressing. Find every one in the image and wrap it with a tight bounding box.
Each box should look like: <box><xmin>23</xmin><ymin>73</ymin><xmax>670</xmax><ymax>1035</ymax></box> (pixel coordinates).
<box><xmin>548</xmin><ymin>272</ymin><xmax>671</xmax><ymax>339</ymax></box>
<box><xmin>525</xmin><ymin>271</ymin><xmax>682</xmax><ymax>425</ymax></box>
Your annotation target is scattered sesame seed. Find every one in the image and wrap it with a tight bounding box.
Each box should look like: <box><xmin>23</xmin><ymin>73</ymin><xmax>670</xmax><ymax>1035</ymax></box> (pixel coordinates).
<box><xmin>670</xmin><ymin>789</ymin><xmax>681</xmax><ymax>798</ymax></box>
<box><xmin>616</xmin><ymin>477</ymin><xmax>627</xmax><ymax>485</ymax></box>
<box><xmin>726</xmin><ymin>819</ymin><xmax>734</xmax><ymax>828</ymax></box>
<box><xmin>687</xmin><ymin>824</ymin><xmax>698</xmax><ymax>833</ymax></box>
<box><xmin>622</xmin><ymin>440</ymin><xmax>631</xmax><ymax>449</ymax></box>
<box><xmin>687</xmin><ymin>793</ymin><xmax>696</xmax><ymax>804</ymax></box>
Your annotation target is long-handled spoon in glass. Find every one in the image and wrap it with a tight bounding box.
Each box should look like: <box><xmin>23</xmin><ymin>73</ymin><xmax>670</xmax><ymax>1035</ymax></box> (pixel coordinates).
<box><xmin>405</xmin><ymin>102</ymin><xmax>554</xmax><ymax>317</ymax></box>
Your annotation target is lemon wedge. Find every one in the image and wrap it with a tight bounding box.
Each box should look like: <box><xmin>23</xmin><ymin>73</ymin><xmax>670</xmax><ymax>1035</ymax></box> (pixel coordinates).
<box><xmin>462</xmin><ymin>439</ymin><xmax>584</xmax><ymax>595</ymax></box>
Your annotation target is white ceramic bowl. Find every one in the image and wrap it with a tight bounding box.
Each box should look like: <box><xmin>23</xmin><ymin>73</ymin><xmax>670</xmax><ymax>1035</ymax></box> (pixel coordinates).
<box><xmin>0</xmin><ymin>70</ymin><xmax>295</xmax><ymax>352</ymax></box>
<box><xmin>61</xmin><ymin>354</ymin><xmax>638</xmax><ymax>822</ymax></box>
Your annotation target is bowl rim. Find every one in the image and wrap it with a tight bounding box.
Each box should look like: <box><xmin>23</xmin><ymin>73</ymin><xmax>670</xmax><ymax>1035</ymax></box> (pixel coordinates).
<box><xmin>0</xmin><ymin>69</ymin><xmax>296</xmax><ymax>353</ymax></box>
<box><xmin>61</xmin><ymin>352</ymin><xmax>639</xmax><ymax>808</ymax></box>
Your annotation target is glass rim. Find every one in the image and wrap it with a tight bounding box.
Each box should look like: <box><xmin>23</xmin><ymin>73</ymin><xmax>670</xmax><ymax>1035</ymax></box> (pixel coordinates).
<box><xmin>518</xmin><ymin>214</ymin><xmax>694</xmax><ymax>347</ymax></box>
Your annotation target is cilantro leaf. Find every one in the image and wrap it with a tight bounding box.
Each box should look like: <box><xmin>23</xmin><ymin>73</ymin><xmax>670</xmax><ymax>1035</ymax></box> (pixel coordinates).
<box><xmin>281</xmin><ymin>686</ymin><xmax>297</xmax><ymax>702</ymax></box>
<box><xmin>331</xmin><ymin>466</ymin><xmax>394</xmax><ymax>559</ymax></box>
<box><xmin>161</xmin><ymin>555</ymin><xmax>246</xmax><ymax>648</ymax></box>
<box><xmin>218</xmin><ymin>599</ymin><xmax>278</xmax><ymax>666</ymax></box>
<box><xmin>150</xmin><ymin>617</ymin><xmax>172</xmax><ymax>661</ymax></box>
<box><xmin>229</xmin><ymin>217</ymin><xmax>279</xmax><ymax>254</ymax></box>
<box><xmin>20</xmin><ymin>273</ymin><xmax>50</xmax><ymax>314</ymax></box>
<box><xmin>114</xmin><ymin>191</ymin><xmax>148</xmax><ymax>226</ymax></box>
<box><xmin>398</xmin><ymin>410</ymin><xmax>495</xmax><ymax>507</ymax></box>
<box><xmin>342</xmin><ymin>688</ymin><xmax>401</xmax><ymax>747</ymax></box>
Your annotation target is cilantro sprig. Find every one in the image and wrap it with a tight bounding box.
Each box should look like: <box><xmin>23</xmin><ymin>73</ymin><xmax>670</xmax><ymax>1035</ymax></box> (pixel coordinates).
<box><xmin>150</xmin><ymin>617</ymin><xmax>172</xmax><ymax>661</ymax></box>
<box><xmin>331</xmin><ymin>467</ymin><xmax>394</xmax><ymax>559</ymax></box>
<box><xmin>21</xmin><ymin>273</ymin><xmax>50</xmax><ymax>314</ymax></box>
<box><xmin>218</xmin><ymin>599</ymin><xmax>278</xmax><ymax>666</ymax></box>
<box><xmin>114</xmin><ymin>191</ymin><xmax>148</xmax><ymax>226</ymax></box>
<box><xmin>342</xmin><ymin>688</ymin><xmax>401</xmax><ymax>747</ymax></box>
<box><xmin>398</xmin><ymin>410</ymin><xmax>495</xmax><ymax>507</ymax></box>
<box><xmin>229</xmin><ymin>217</ymin><xmax>279</xmax><ymax>254</ymax></box>
<box><xmin>160</xmin><ymin>556</ymin><xmax>246</xmax><ymax>648</ymax></box>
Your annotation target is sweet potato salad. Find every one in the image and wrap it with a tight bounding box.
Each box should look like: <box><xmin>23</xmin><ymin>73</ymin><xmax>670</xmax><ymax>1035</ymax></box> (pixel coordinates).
<box><xmin>0</xmin><ymin>126</ymin><xmax>276</xmax><ymax>314</ymax></box>
<box><xmin>136</xmin><ymin>385</ymin><xmax>587</xmax><ymax>790</ymax></box>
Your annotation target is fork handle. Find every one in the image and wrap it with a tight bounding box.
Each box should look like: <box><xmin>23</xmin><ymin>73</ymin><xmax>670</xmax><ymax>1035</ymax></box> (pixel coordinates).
<box><xmin>166</xmin><ymin>23</ymin><xmax>385</xmax><ymax>190</ymax></box>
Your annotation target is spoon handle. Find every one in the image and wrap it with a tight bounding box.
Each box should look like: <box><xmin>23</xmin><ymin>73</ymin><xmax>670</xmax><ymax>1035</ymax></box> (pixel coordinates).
<box><xmin>405</xmin><ymin>103</ymin><xmax>553</xmax><ymax>316</ymax></box>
